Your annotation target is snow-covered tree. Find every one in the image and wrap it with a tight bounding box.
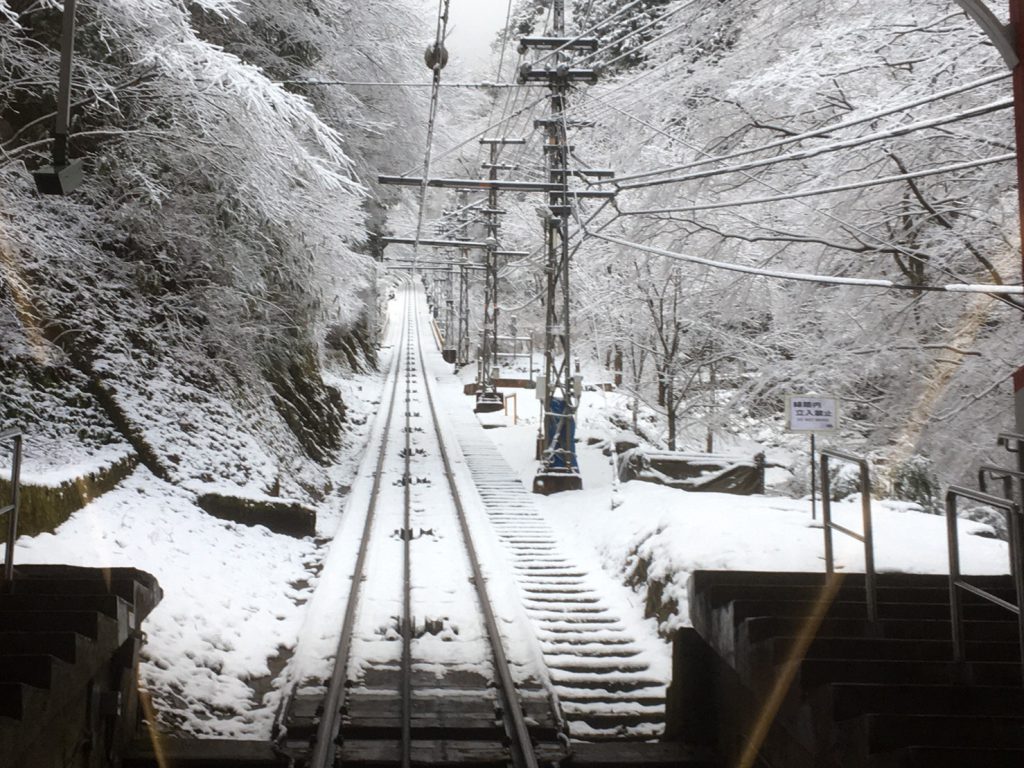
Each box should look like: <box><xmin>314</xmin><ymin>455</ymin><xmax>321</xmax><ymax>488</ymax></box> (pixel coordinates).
<box><xmin>559</xmin><ymin>0</ymin><xmax>1023</xmax><ymax>486</ymax></box>
<box><xmin>571</xmin><ymin>0</ymin><xmax>672</xmax><ymax>72</ymax></box>
<box><xmin>0</xmin><ymin>0</ymin><xmax>427</xmax><ymax>501</ymax></box>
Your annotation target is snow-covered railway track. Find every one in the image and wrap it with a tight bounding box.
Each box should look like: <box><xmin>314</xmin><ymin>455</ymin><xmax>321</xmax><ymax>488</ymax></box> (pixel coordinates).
<box><xmin>447</xmin><ymin>424</ymin><xmax>668</xmax><ymax>741</ymax></box>
<box><xmin>276</xmin><ymin>284</ymin><xmax>564</xmax><ymax>767</ymax></box>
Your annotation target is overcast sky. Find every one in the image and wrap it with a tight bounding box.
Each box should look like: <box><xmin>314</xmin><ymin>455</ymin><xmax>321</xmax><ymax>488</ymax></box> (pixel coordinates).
<box><xmin>426</xmin><ymin>0</ymin><xmax>511</xmax><ymax>66</ymax></box>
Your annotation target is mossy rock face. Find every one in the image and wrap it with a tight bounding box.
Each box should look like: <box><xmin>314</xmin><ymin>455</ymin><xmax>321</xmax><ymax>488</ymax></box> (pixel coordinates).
<box><xmin>0</xmin><ymin>453</ymin><xmax>138</xmax><ymax>542</ymax></box>
<box><xmin>265</xmin><ymin>350</ymin><xmax>346</xmax><ymax>466</ymax></box>
<box><xmin>196</xmin><ymin>492</ymin><xmax>315</xmax><ymax>538</ymax></box>
<box><xmin>624</xmin><ymin>540</ymin><xmax>680</xmax><ymax>633</ymax></box>
<box><xmin>644</xmin><ymin>577</ymin><xmax>680</xmax><ymax>628</ymax></box>
<box><xmin>325</xmin><ymin>317</ymin><xmax>378</xmax><ymax>373</ymax></box>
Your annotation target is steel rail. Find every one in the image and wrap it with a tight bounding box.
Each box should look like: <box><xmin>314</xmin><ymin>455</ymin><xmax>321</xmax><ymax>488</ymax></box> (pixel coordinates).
<box><xmin>308</xmin><ymin>287</ymin><xmax>412</xmax><ymax>768</ymax></box>
<box><xmin>400</xmin><ymin>317</ymin><xmax>414</xmax><ymax>768</ymax></box>
<box><xmin>410</xmin><ymin>286</ymin><xmax>541</xmax><ymax>768</ymax></box>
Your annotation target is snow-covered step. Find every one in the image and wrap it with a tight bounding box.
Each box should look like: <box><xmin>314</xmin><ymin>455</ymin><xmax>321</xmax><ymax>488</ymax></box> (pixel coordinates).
<box><xmin>557</xmin><ymin>689</ymin><xmax>667</xmax><ymax>706</ymax></box>
<box><xmin>441</xmin><ymin>409</ymin><xmax>666</xmax><ymax>740</ymax></box>
<box><xmin>542</xmin><ymin>648</ymin><xmax>644</xmax><ymax>660</ymax></box>
<box><xmin>549</xmin><ymin>660</ymin><xmax>651</xmax><ymax>675</ymax></box>
<box><xmin>550</xmin><ymin>672</ymin><xmax>664</xmax><ymax>690</ymax></box>
<box><xmin>525</xmin><ymin>606</ymin><xmax>609</xmax><ymax>616</ymax></box>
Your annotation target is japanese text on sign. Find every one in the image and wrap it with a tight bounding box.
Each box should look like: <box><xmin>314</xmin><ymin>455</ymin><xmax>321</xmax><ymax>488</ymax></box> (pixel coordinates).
<box><xmin>786</xmin><ymin>395</ymin><xmax>839</xmax><ymax>432</ymax></box>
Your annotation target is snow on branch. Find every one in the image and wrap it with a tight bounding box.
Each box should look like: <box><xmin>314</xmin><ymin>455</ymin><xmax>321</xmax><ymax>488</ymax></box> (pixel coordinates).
<box><xmin>586</xmin><ymin>231</ymin><xmax>1024</xmax><ymax>296</ymax></box>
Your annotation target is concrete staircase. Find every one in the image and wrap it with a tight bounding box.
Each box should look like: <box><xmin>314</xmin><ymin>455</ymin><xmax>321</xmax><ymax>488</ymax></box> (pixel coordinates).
<box><xmin>0</xmin><ymin>564</ymin><xmax>161</xmax><ymax>768</ymax></box>
<box><xmin>674</xmin><ymin>570</ymin><xmax>1024</xmax><ymax>767</ymax></box>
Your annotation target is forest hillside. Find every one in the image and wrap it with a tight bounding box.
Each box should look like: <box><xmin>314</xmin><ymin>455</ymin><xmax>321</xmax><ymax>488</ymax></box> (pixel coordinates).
<box><xmin>0</xmin><ymin>0</ymin><xmax>430</xmax><ymax>506</ymax></box>
<box><xmin>2</xmin><ymin>0</ymin><xmax>1023</xmax><ymax>512</ymax></box>
<box><xmin>495</xmin><ymin>0</ymin><xmax>1024</xmax><ymax>502</ymax></box>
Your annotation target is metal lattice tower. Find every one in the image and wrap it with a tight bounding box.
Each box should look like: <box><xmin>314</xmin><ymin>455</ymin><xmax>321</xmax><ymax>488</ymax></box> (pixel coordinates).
<box><xmin>524</xmin><ymin>0</ymin><xmax>603</xmax><ymax>494</ymax></box>
<box><xmin>458</xmin><ymin>255</ymin><xmax>470</xmax><ymax>367</ymax></box>
<box><xmin>479</xmin><ymin>138</ymin><xmax>526</xmax><ymax>395</ymax></box>
<box><xmin>444</xmin><ymin>259</ymin><xmax>455</xmax><ymax>351</ymax></box>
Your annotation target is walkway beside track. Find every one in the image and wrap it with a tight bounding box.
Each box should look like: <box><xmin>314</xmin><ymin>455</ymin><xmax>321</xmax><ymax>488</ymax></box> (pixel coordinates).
<box><xmin>433</xmin><ymin>381</ymin><xmax>667</xmax><ymax>740</ymax></box>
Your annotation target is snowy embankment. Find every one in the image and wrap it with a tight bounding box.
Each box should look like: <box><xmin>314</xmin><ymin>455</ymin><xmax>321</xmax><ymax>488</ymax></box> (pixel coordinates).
<box><xmin>486</xmin><ymin>385</ymin><xmax>1012</xmax><ymax>637</ymax></box>
<box><xmin>9</xmin><ymin>373</ymin><xmax>1011</xmax><ymax>739</ymax></box>
<box><xmin>15</xmin><ymin>470</ymin><xmax>318</xmax><ymax>737</ymax></box>
<box><xmin>11</xmin><ymin>368</ymin><xmax>384</xmax><ymax>739</ymax></box>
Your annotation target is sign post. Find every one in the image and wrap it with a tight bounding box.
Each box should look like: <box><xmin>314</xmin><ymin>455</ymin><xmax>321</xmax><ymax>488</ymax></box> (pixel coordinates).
<box><xmin>786</xmin><ymin>395</ymin><xmax>840</xmax><ymax>520</ymax></box>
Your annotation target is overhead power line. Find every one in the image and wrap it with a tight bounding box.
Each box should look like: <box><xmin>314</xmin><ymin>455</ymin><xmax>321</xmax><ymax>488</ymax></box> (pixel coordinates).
<box><xmin>474</xmin><ymin>0</ymin><xmax>521</xmax><ymax>173</ymax></box>
<box><xmin>493</xmin><ymin>0</ymin><xmax>516</xmax><ymax>84</ymax></box>
<box><xmin>530</xmin><ymin>0</ymin><xmax>646</xmax><ymax>68</ymax></box>
<box><xmin>621</xmin><ymin>153</ymin><xmax>1016</xmax><ymax>215</ymax></box>
<box><xmin>411</xmin><ymin>0</ymin><xmax>455</xmax><ymax>265</ymax></box>
<box><xmin>599</xmin><ymin>71</ymin><xmax>1011</xmax><ymax>186</ymax></box>
<box><xmin>591</xmin><ymin>93</ymin><xmax>1015</xmax><ymax>303</ymax></box>
<box><xmin>586</xmin><ymin>231</ymin><xmax>1024</xmax><ymax>298</ymax></box>
<box><xmin>575</xmin><ymin>0</ymin><xmax>697</xmax><ymax>68</ymax></box>
<box><xmin>398</xmin><ymin>94</ymin><xmax>548</xmax><ymax>178</ymax></box>
<box><xmin>587</xmin><ymin>11</ymin><xmax>696</xmax><ymax>71</ymax></box>
<box><xmin>615</xmin><ymin>98</ymin><xmax>1013</xmax><ymax>190</ymax></box>
<box><xmin>277</xmin><ymin>80</ymin><xmax>546</xmax><ymax>88</ymax></box>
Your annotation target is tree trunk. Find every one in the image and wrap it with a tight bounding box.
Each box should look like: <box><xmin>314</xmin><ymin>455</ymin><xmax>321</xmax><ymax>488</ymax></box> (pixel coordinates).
<box><xmin>666</xmin><ymin>381</ymin><xmax>676</xmax><ymax>451</ymax></box>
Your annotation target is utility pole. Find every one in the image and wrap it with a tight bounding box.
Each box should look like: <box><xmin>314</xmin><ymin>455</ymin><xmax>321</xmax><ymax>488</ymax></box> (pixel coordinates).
<box><xmin>455</xmin><ymin>193</ymin><xmax>474</xmax><ymax>370</ymax></box>
<box><xmin>33</xmin><ymin>0</ymin><xmax>84</xmax><ymax>195</ymax></box>
<box><xmin>378</xmin><ymin>69</ymin><xmax>608</xmax><ymax>421</ymax></box>
<box><xmin>443</xmin><ymin>258</ymin><xmax>456</xmax><ymax>362</ymax></box>
<box><xmin>519</xmin><ymin>3</ymin><xmax>603</xmax><ymax>494</ymax></box>
<box><xmin>458</xmin><ymin>254</ymin><xmax>470</xmax><ymax>367</ymax></box>
<box><xmin>478</xmin><ymin>138</ymin><xmax>527</xmax><ymax>412</ymax></box>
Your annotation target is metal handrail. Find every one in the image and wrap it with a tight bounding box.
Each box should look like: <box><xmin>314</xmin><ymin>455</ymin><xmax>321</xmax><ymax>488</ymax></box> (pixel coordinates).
<box><xmin>978</xmin><ymin>463</ymin><xmax>1024</xmax><ymax>501</ymax></box>
<box><xmin>995</xmin><ymin>433</ymin><xmax>1024</xmax><ymax>580</ymax></box>
<box><xmin>996</xmin><ymin>431</ymin><xmax>1024</xmax><ymax>454</ymax></box>
<box><xmin>1</xmin><ymin>428</ymin><xmax>24</xmax><ymax>584</ymax></box>
<box><xmin>979</xmin><ymin>464</ymin><xmax>1024</xmax><ymax>577</ymax></box>
<box><xmin>820</xmin><ymin>448</ymin><xmax>877</xmax><ymax>622</ymax></box>
<box><xmin>944</xmin><ymin>485</ymin><xmax>1024</xmax><ymax>682</ymax></box>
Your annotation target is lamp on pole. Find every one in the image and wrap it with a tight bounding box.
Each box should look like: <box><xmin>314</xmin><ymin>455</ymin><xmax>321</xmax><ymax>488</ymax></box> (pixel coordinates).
<box><xmin>33</xmin><ymin>0</ymin><xmax>84</xmax><ymax>195</ymax></box>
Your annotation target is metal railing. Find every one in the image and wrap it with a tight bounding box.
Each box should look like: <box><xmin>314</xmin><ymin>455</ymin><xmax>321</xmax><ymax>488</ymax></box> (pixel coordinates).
<box><xmin>819</xmin><ymin>448</ymin><xmax>877</xmax><ymax>622</ymax></box>
<box><xmin>979</xmin><ymin>464</ymin><xmax>1024</xmax><ymax>574</ymax></box>
<box><xmin>494</xmin><ymin>334</ymin><xmax>535</xmax><ymax>382</ymax></box>
<box><xmin>996</xmin><ymin>432</ymin><xmax>1024</xmax><ymax>580</ymax></box>
<box><xmin>978</xmin><ymin>463</ymin><xmax>1024</xmax><ymax>501</ymax></box>
<box><xmin>1</xmin><ymin>428</ymin><xmax>24</xmax><ymax>584</ymax></box>
<box><xmin>996</xmin><ymin>431</ymin><xmax>1024</xmax><ymax>455</ymax></box>
<box><xmin>944</xmin><ymin>485</ymin><xmax>1024</xmax><ymax>681</ymax></box>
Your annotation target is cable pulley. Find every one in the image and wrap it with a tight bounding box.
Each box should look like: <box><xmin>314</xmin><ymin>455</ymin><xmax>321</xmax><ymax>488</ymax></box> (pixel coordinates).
<box><xmin>424</xmin><ymin>42</ymin><xmax>449</xmax><ymax>71</ymax></box>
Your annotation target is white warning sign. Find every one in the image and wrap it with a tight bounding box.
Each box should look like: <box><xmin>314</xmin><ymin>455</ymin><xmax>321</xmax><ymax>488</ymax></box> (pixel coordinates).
<box><xmin>786</xmin><ymin>394</ymin><xmax>839</xmax><ymax>433</ymax></box>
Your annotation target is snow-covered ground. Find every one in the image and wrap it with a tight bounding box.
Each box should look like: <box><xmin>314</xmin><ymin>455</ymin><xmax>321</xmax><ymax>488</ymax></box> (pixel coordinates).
<box><xmin>488</xmin><ymin>384</ymin><xmax>1010</xmax><ymax>635</ymax></box>
<box><xmin>12</xmin><ymin>364</ymin><xmax>387</xmax><ymax>739</ymax></box>
<box><xmin>9</xmin><ymin>319</ymin><xmax>1012</xmax><ymax>739</ymax></box>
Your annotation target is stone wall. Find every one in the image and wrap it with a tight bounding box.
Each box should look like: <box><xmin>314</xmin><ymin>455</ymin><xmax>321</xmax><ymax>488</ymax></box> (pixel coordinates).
<box><xmin>0</xmin><ymin>453</ymin><xmax>138</xmax><ymax>541</ymax></box>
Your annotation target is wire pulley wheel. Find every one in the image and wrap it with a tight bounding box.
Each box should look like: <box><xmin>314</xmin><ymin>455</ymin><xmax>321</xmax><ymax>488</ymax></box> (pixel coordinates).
<box><xmin>424</xmin><ymin>42</ymin><xmax>449</xmax><ymax>71</ymax></box>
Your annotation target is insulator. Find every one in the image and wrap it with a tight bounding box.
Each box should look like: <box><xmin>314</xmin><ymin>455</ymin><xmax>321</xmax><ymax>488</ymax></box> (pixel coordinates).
<box><xmin>424</xmin><ymin>42</ymin><xmax>449</xmax><ymax>71</ymax></box>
